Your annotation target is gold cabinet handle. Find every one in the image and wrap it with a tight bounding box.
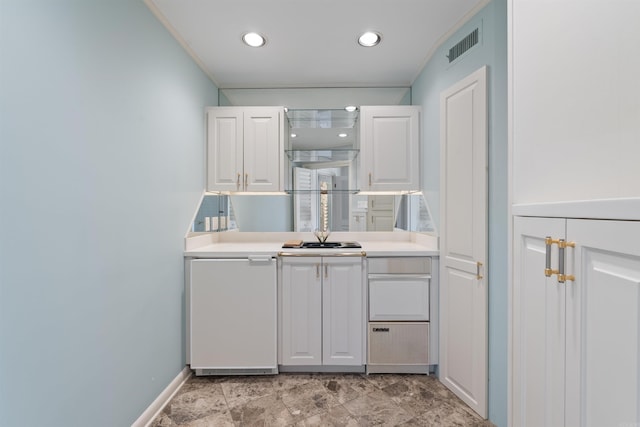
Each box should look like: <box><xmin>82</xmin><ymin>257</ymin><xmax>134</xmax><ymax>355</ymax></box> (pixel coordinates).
<box><xmin>236</xmin><ymin>173</ymin><xmax>241</xmax><ymax>190</ymax></box>
<box><xmin>316</xmin><ymin>264</ymin><xmax>320</xmax><ymax>279</ymax></box>
<box><xmin>557</xmin><ymin>239</ymin><xmax>576</xmax><ymax>283</ymax></box>
<box><xmin>544</xmin><ymin>236</ymin><xmax>559</xmax><ymax>277</ymax></box>
<box><xmin>244</xmin><ymin>173</ymin><xmax>248</xmax><ymax>189</ymax></box>
<box><xmin>369</xmin><ymin>172</ymin><xmax>372</xmax><ymax>187</ymax></box>
<box><xmin>545</xmin><ymin>236</ymin><xmax>576</xmax><ymax>283</ymax></box>
<box><xmin>324</xmin><ymin>264</ymin><xmax>328</xmax><ymax>279</ymax></box>
<box><xmin>476</xmin><ymin>261</ymin><xmax>483</xmax><ymax>280</ymax></box>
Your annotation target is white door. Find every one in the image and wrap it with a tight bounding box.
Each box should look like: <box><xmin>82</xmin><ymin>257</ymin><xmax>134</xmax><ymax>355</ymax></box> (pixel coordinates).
<box><xmin>243</xmin><ymin>107</ymin><xmax>281</xmax><ymax>192</ymax></box>
<box><xmin>206</xmin><ymin>108</ymin><xmax>243</xmax><ymax>192</ymax></box>
<box><xmin>439</xmin><ymin>66</ymin><xmax>488</xmax><ymax>417</ymax></box>
<box><xmin>280</xmin><ymin>258</ymin><xmax>322</xmax><ymax>365</ymax></box>
<box><xmin>360</xmin><ymin>106</ymin><xmax>420</xmax><ymax>191</ymax></box>
<box><xmin>322</xmin><ymin>258</ymin><xmax>364</xmax><ymax>365</ymax></box>
<box><xmin>512</xmin><ymin>217</ymin><xmax>566</xmax><ymax>427</ymax></box>
<box><xmin>566</xmin><ymin>219</ymin><xmax>640</xmax><ymax>427</ymax></box>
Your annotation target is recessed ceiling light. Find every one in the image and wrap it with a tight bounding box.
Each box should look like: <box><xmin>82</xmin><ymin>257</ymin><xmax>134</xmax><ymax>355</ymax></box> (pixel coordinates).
<box><xmin>242</xmin><ymin>32</ymin><xmax>266</xmax><ymax>48</ymax></box>
<box><xmin>290</xmin><ymin>133</ymin><xmax>297</xmax><ymax>138</ymax></box>
<box><xmin>338</xmin><ymin>133</ymin><xmax>348</xmax><ymax>138</ymax></box>
<box><xmin>345</xmin><ymin>106</ymin><xmax>357</xmax><ymax>112</ymax></box>
<box><xmin>358</xmin><ymin>31</ymin><xmax>381</xmax><ymax>47</ymax></box>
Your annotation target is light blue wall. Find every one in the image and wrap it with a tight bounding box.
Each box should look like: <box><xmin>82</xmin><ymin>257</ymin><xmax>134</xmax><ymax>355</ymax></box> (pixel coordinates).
<box><xmin>411</xmin><ymin>1</ymin><xmax>508</xmax><ymax>426</ymax></box>
<box><xmin>0</xmin><ymin>1</ymin><xmax>218</xmax><ymax>426</ymax></box>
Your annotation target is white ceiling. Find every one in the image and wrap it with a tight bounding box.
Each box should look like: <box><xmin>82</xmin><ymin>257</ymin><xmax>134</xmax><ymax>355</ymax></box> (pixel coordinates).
<box><xmin>145</xmin><ymin>0</ymin><xmax>488</xmax><ymax>89</ymax></box>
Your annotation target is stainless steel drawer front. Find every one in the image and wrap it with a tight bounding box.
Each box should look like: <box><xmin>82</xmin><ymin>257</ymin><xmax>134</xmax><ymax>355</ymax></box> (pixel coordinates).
<box><xmin>368</xmin><ymin>322</ymin><xmax>429</xmax><ymax>365</ymax></box>
<box><xmin>368</xmin><ymin>257</ymin><xmax>431</xmax><ymax>274</ymax></box>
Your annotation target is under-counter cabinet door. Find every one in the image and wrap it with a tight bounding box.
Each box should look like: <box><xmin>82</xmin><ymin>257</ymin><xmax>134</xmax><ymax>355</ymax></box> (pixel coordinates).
<box><xmin>360</xmin><ymin>106</ymin><xmax>420</xmax><ymax>191</ymax></box>
<box><xmin>511</xmin><ymin>218</ymin><xmax>640</xmax><ymax>427</ymax></box>
<box><xmin>512</xmin><ymin>217</ymin><xmax>567</xmax><ymax>427</ymax></box>
<box><xmin>565</xmin><ymin>219</ymin><xmax>640</xmax><ymax>427</ymax></box>
<box><xmin>207</xmin><ymin>108</ymin><xmax>243</xmax><ymax>192</ymax></box>
<box><xmin>280</xmin><ymin>257</ymin><xmax>322</xmax><ymax>365</ymax></box>
<box><xmin>323</xmin><ymin>258</ymin><xmax>364</xmax><ymax>366</ymax></box>
<box><xmin>189</xmin><ymin>259</ymin><xmax>277</xmax><ymax>370</ymax></box>
<box><xmin>243</xmin><ymin>107</ymin><xmax>282</xmax><ymax>192</ymax></box>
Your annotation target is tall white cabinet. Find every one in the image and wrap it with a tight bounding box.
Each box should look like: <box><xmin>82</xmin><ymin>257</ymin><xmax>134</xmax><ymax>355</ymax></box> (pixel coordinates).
<box><xmin>512</xmin><ymin>217</ymin><xmax>640</xmax><ymax>426</ymax></box>
<box><xmin>359</xmin><ymin>106</ymin><xmax>420</xmax><ymax>192</ymax></box>
<box><xmin>207</xmin><ymin>106</ymin><xmax>284</xmax><ymax>192</ymax></box>
<box><xmin>509</xmin><ymin>1</ymin><xmax>640</xmax><ymax>426</ymax></box>
<box><xmin>280</xmin><ymin>256</ymin><xmax>365</xmax><ymax>368</ymax></box>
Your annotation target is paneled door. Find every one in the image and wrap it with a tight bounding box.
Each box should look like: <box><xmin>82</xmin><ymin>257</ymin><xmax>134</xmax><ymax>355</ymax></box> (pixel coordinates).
<box><xmin>280</xmin><ymin>257</ymin><xmax>322</xmax><ymax>365</ymax></box>
<box><xmin>512</xmin><ymin>216</ymin><xmax>566</xmax><ymax>426</ymax></box>
<box><xmin>243</xmin><ymin>107</ymin><xmax>281</xmax><ymax>192</ymax></box>
<box><xmin>439</xmin><ymin>66</ymin><xmax>488</xmax><ymax>417</ymax></box>
<box><xmin>565</xmin><ymin>219</ymin><xmax>640</xmax><ymax>427</ymax></box>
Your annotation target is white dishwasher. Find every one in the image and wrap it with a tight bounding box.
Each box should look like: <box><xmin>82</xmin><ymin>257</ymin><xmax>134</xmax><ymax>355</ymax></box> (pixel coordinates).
<box><xmin>188</xmin><ymin>256</ymin><xmax>277</xmax><ymax>375</ymax></box>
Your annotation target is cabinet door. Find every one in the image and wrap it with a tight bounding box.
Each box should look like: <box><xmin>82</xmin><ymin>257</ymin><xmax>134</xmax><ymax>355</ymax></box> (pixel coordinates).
<box><xmin>566</xmin><ymin>219</ymin><xmax>640</xmax><ymax>427</ymax></box>
<box><xmin>190</xmin><ymin>259</ymin><xmax>277</xmax><ymax>369</ymax></box>
<box><xmin>207</xmin><ymin>108</ymin><xmax>244</xmax><ymax>192</ymax></box>
<box><xmin>512</xmin><ymin>218</ymin><xmax>640</xmax><ymax>427</ymax></box>
<box><xmin>322</xmin><ymin>258</ymin><xmax>364</xmax><ymax>365</ymax></box>
<box><xmin>360</xmin><ymin>106</ymin><xmax>420</xmax><ymax>191</ymax></box>
<box><xmin>281</xmin><ymin>257</ymin><xmax>322</xmax><ymax>365</ymax></box>
<box><xmin>512</xmin><ymin>217</ymin><xmax>566</xmax><ymax>427</ymax></box>
<box><xmin>243</xmin><ymin>107</ymin><xmax>282</xmax><ymax>192</ymax></box>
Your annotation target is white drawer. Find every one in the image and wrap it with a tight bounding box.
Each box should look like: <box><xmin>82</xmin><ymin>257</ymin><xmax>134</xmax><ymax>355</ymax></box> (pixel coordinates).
<box><xmin>369</xmin><ymin>274</ymin><xmax>429</xmax><ymax>321</ymax></box>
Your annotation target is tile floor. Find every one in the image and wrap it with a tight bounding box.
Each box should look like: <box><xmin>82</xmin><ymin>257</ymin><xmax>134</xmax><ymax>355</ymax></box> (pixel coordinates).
<box><xmin>150</xmin><ymin>373</ymin><xmax>494</xmax><ymax>426</ymax></box>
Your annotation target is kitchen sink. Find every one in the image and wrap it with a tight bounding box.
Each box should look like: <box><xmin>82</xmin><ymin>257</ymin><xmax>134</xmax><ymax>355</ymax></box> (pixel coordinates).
<box><xmin>284</xmin><ymin>241</ymin><xmax>362</xmax><ymax>249</ymax></box>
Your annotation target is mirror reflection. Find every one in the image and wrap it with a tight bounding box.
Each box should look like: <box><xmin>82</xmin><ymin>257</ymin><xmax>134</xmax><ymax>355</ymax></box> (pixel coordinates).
<box><xmin>192</xmin><ymin>94</ymin><xmax>435</xmax><ymax>236</ymax></box>
<box><xmin>191</xmin><ymin>193</ymin><xmax>435</xmax><ymax>234</ymax></box>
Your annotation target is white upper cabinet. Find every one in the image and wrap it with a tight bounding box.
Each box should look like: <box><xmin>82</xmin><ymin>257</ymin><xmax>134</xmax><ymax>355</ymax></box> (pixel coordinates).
<box><xmin>207</xmin><ymin>106</ymin><xmax>284</xmax><ymax>192</ymax></box>
<box><xmin>359</xmin><ymin>106</ymin><xmax>420</xmax><ymax>191</ymax></box>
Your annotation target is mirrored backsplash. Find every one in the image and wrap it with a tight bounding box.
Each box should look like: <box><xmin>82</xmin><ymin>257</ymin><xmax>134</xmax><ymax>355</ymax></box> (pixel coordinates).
<box><xmin>190</xmin><ymin>193</ymin><xmax>435</xmax><ymax>234</ymax></box>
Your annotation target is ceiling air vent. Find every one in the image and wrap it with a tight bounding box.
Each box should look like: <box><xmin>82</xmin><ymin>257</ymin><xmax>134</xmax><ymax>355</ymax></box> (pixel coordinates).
<box><xmin>447</xmin><ymin>28</ymin><xmax>479</xmax><ymax>63</ymax></box>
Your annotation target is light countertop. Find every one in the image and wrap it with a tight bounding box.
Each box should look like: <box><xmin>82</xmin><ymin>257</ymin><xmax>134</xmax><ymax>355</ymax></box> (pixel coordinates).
<box><xmin>184</xmin><ymin>232</ymin><xmax>439</xmax><ymax>258</ymax></box>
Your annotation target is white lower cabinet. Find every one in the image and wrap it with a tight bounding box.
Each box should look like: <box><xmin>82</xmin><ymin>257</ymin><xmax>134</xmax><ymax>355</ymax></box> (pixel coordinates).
<box><xmin>280</xmin><ymin>256</ymin><xmax>364</xmax><ymax>367</ymax></box>
<box><xmin>512</xmin><ymin>217</ymin><xmax>640</xmax><ymax>427</ymax></box>
<box><xmin>188</xmin><ymin>258</ymin><xmax>277</xmax><ymax>374</ymax></box>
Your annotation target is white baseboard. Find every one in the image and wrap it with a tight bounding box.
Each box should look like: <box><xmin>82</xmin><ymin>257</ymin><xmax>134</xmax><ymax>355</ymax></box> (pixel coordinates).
<box><xmin>131</xmin><ymin>366</ymin><xmax>192</xmax><ymax>427</ymax></box>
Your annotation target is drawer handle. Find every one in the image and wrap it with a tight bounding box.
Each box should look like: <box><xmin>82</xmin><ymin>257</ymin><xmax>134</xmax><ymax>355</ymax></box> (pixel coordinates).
<box><xmin>372</xmin><ymin>327</ymin><xmax>390</xmax><ymax>332</ymax></box>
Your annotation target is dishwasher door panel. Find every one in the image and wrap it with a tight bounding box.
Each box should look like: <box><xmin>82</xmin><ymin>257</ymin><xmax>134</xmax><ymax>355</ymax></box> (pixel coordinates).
<box><xmin>190</xmin><ymin>258</ymin><xmax>277</xmax><ymax>371</ymax></box>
